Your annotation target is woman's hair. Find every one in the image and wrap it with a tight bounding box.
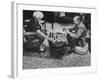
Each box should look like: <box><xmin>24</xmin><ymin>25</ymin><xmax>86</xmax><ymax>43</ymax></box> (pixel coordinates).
<box><xmin>33</xmin><ymin>11</ymin><xmax>44</xmax><ymax>19</ymax></box>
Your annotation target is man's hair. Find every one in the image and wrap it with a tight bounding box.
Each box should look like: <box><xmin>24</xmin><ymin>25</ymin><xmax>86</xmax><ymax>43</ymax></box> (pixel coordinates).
<box><xmin>73</xmin><ymin>16</ymin><xmax>82</xmax><ymax>21</ymax></box>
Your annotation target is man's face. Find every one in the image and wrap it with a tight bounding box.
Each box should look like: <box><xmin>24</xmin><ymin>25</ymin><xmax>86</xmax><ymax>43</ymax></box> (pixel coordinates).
<box><xmin>73</xmin><ymin>19</ymin><xmax>80</xmax><ymax>25</ymax></box>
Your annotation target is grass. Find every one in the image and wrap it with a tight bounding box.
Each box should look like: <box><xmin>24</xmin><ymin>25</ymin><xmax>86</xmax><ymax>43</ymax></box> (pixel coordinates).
<box><xmin>23</xmin><ymin>51</ymin><xmax>91</xmax><ymax>69</ymax></box>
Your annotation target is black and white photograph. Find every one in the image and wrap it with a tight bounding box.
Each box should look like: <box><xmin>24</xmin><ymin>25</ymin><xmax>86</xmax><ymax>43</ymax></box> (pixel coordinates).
<box><xmin>11</xmin><ymin>2</ymin><xmax>97</xmax><ymax>78</ymax></box>
<box><xmin>23</xmin><ymin>10</ymin><xmax>91</xmax><ymax>69</ymax></box>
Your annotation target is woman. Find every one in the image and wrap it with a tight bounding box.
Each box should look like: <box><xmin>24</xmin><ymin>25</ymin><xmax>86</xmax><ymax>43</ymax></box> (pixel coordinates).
<box><xmin>24</xmin><ymin>11</ymin><xmax>55</xmax><ymax>53</ymax></box>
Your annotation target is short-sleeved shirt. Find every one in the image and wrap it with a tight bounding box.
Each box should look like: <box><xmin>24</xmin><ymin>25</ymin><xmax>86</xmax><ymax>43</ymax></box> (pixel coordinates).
<box><xmin>26</xmin><ymin>17</ymin><xmax>41</xmax><ymax>32</ymax></box>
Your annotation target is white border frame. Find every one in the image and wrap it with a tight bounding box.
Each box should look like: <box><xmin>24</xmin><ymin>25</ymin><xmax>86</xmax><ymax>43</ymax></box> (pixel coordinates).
<box><xmin>11</xmin><ymin>1</ymin><xmax>97</xmax><ymax>78</ymax></box>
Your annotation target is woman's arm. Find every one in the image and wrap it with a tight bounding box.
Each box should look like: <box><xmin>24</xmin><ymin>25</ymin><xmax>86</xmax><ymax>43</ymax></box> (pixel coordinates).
<box><xmin>36</xmin><ymin>30</ymin><xmax>55</xmax><ymax>43</ymax></box>
<box><xmin>24</xmin><ymin>32</ymin><xmax>36</xmax><ymax>36</ymax></box>
<box><xmin>38</xmin><ymin>21</ymin><xmax>45</xmax><ymax>30</ymax></box>
<box><xmin>37</xmin><ymin>30</ymin><xmax>49</xmax><ymax>39</ymax></box>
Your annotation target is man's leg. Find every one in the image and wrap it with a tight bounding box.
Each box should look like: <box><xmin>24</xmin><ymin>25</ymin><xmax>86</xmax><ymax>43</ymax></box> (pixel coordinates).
<box><xmin>74</xmin><ymin>43</ymin><xmax>88</xmax><ymax>55</ymax></box>
<box><xmin>67</xmin><ymin>35</ymin><xmax>77</xmax><ymax>54</ymax></box>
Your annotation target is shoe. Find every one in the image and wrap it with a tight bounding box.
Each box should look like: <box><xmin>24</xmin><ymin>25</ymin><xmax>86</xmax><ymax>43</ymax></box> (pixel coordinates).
<box><xmin>40</xmin><ymin>48</ymin><xmax>45</xmax><ymax>52</ymax></box>
<box><xmin>67</xmin><ymin>47</ymin><xmax>74</xmax><ymax>55</ymax></box>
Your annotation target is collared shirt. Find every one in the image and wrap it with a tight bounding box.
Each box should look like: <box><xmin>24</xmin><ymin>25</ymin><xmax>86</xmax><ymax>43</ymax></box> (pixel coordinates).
<box><xmin>69</xmin><ymin>22</ymin><xmax>87</xmax><ymax>47</ymax></box>
<box><xmin>70</xmin><ymin>22</ymin><xmax>87</xmax><ymax>39</ymax></box>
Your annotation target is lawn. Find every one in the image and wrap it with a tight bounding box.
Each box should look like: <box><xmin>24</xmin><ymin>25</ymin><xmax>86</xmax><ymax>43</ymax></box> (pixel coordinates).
<box><xmin>23</xmin><ymin>51</ymin><xmax>91</xmax><ymax>69</ymax></box>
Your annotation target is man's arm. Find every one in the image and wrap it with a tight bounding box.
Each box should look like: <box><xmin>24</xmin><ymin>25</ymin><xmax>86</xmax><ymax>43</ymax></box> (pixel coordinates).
<box><xmin>67</xmin><ymin>24</ymin><xmax>75</xmax><ymax>29</ymax></box>
<box><xmin>67</xmin><ymin>27</ymin><xmax>84</xmax><ymax>39</ymax></box>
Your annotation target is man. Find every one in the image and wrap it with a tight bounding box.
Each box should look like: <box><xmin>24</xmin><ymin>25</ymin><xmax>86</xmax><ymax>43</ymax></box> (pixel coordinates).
<box><xmin>66</xmin><ymin>16</ymin><xmax>89</xmax><ymax>54</ymax></box>
<box><xmin>24</xmin><ymin>11</ymin><xmax>55</xmax><ymax>53</ymax></box>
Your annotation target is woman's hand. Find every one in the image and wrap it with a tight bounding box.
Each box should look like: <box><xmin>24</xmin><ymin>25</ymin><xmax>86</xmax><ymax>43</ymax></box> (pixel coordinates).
<box><xmin>48</xmin><ymin>38</ymin><xmax>55</xmax><ymax>44</ymax></box>
<box><xmin>63</xmin><ymin>28</ymin><xmax>67</xmax><ymax>36</ymax></box>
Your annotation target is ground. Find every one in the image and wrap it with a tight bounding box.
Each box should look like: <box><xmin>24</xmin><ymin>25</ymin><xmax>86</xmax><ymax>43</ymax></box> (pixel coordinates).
<box><xmin>23</xmin><ymin>51</ymin><xmax>91</xmax><ymax>69</ymax></box>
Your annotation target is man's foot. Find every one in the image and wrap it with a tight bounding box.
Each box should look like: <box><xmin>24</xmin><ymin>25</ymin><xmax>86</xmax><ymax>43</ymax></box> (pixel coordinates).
<box><xmin>66</xmin><ymin>47</ymin><xmax>74</xmax><ymax>55</ymax></box>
